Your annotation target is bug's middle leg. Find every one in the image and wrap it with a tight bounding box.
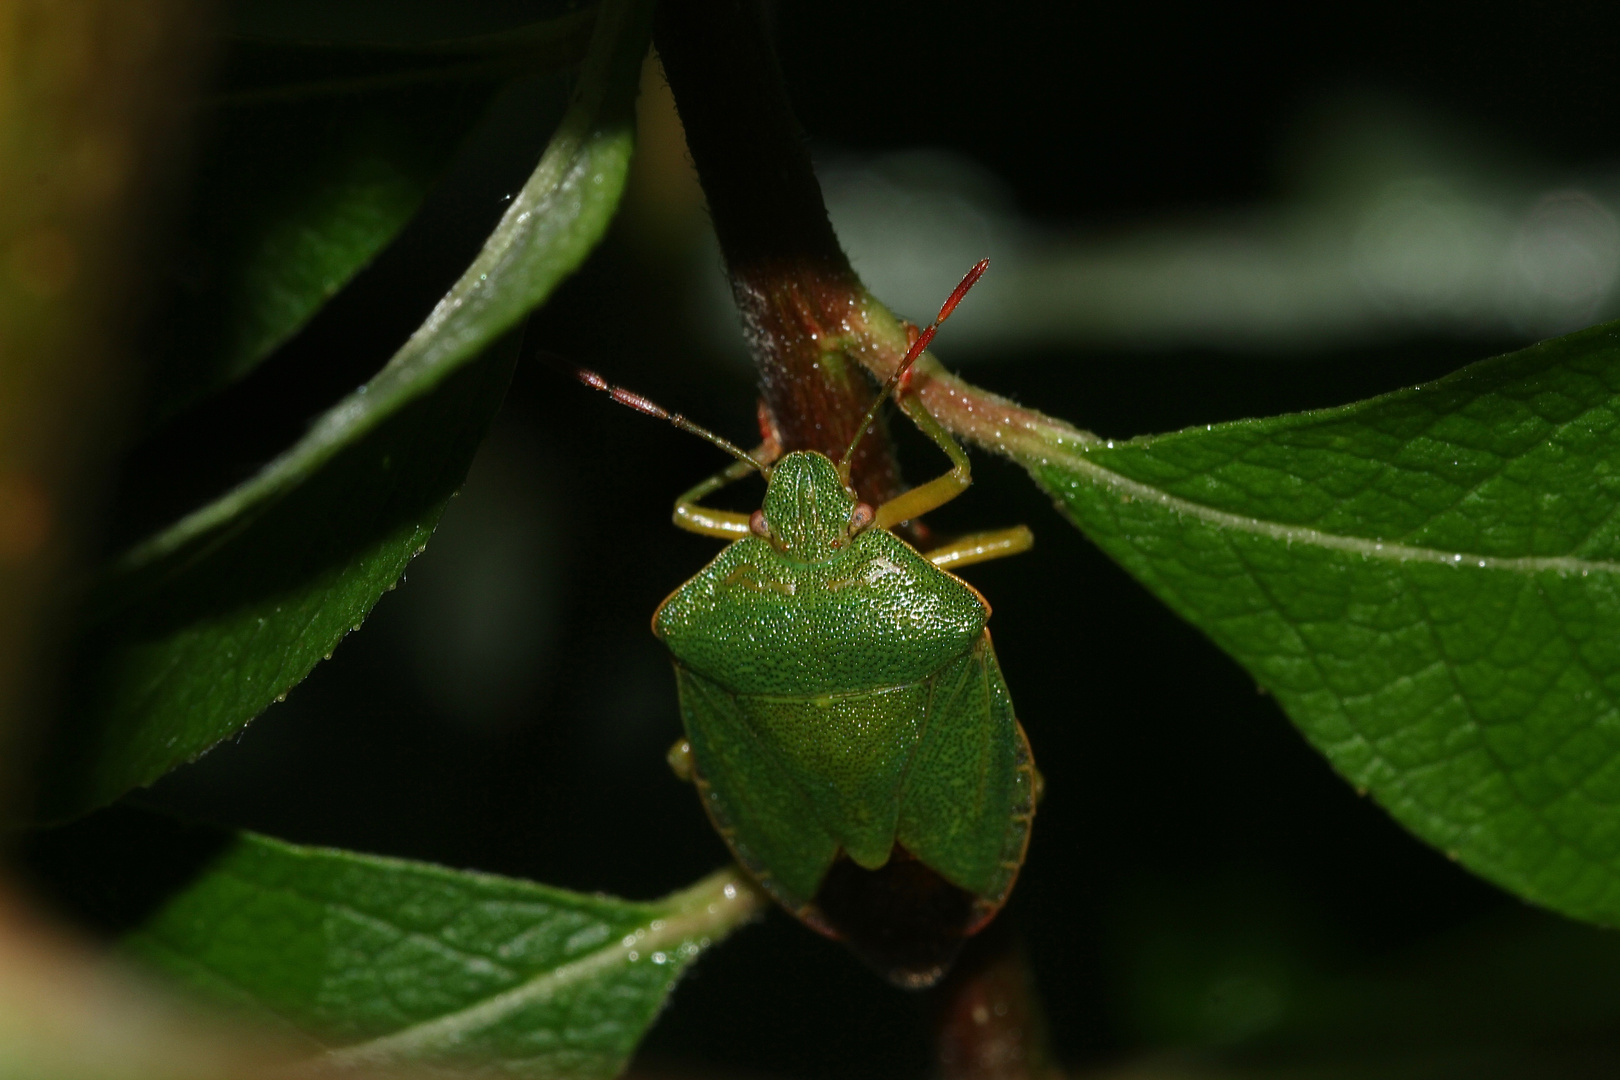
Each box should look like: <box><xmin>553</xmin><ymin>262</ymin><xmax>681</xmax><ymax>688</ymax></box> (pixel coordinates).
<box><xmin>926</xmin><ymin>526</ymin><xmax>1034</xmax><ymax>570</ymax></box>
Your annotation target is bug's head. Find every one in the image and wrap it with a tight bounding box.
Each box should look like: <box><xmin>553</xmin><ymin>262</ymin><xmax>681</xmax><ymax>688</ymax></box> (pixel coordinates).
<box><xmin>754</xmin><ymin>451</ymin><xmax>874</xmax><ymax>561</ymax></box>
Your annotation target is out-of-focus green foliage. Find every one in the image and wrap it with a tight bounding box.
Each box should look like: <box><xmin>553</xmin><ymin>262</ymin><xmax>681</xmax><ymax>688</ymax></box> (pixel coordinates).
<box><xmin>36</xmin><ymin>0</ymin><xmax>650</xmax><ymax>823</ymax></box>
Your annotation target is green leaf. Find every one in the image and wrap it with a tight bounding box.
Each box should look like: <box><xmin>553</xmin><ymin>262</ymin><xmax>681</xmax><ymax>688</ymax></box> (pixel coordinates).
<box><xmin>146</xmin><ymin>7</ymin><xmax>599</xmax><ymax>423</ymax></box>
<box><xmin>147</xmin><ymin>67</ymin><xmax>502</xmax><ymax>422</ymax></box>
<box><xmin>118</xmin><ymin>830</ymin><xmax>764</xmax><ymax>1077</ymax></box>
<box><xmin>37</xmin><ymin>0</ymin><xmax>654</xmax><ymax>822</ymax></box>
<box><xmin>1005</xmin><ymin>322</ymin><xmax>1620</xmax><ymax>927</ymax></box>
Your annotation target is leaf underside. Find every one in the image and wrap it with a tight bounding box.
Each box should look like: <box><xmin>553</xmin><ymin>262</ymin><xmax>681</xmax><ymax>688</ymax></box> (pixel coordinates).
<box><xmin>146</xmin><ymin>57</ymin><xmax>504</xmax><ymax>423</ymax></box>
<box><xmin>41</xmin><ymin>813</ymin><xmax>750</xmax><ymax>1079</ymax></box>
<box><xmin>47</xmin><ymin>336</ymin><xmax>518</xmax><ymax>820</ymax></box>
<box><xmin>147</xmin><ymin>0</ymin><xmax>602</xmax><ymax>424</ymax></box>
<box><xmin>37</xmin><ymin>0</ymin><xmax>653</xmax><ymax>823</ymax></box>
<box><xmin>1022</xmin><ymin>322</ymin><xmax>1620</xmax><ymax>926</ymax></box>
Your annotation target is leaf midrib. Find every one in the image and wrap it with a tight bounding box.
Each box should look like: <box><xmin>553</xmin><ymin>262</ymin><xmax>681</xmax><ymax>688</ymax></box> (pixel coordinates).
<box><xmin>318</xmin><ymin>876</ymin><xmax>762</xmax><ymax>1068</ymax></box>
<box><xmin>1053</xmin><ymin>446</ymin><xmax>1620</xmax><ymax>576</ymax></box>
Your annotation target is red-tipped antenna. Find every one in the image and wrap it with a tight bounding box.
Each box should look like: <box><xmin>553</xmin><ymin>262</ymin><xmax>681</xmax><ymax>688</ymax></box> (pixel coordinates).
<box><xmin>562</xmin><ymin>356</ymin><xmax>768</xmax><ymax>472</ymax></box>
<box><xmin>840</xmin><ymin>258</ymin><xmax>989</xmax><ymax>474</ymax></box>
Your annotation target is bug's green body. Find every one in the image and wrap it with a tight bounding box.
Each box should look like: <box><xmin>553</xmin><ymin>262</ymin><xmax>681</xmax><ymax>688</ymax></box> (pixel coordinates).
<box><xmin>577</xmin><ymin>258</ymin><xmax>1029</xmax><ymax>984</ymax></box>
<box><xmin>654</xmin><ymin>452</ymin><xmax>1036</xmax><ymax>952</ymax></box>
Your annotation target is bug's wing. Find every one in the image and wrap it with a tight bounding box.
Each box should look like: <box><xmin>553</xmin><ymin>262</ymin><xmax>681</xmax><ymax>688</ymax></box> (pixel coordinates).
<box><xmin>736</xmin><ymin>685</ymin><xmax>927</xmax><ymax>872</ymax></box>
<box><xmin>674</xmin><ymin>665</ymin><xmax>840</xmax><ymax>914</ymax></box>
<box><xmin>896</xmin><ymin>631</ymin><xmax>1035</xmax><ymax>905</ymax></box>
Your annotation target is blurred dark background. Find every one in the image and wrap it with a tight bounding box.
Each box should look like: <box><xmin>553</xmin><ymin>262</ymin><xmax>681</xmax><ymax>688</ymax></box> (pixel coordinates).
<box><xmin>29</xmin><ymin>1</ymin><xmax>1620</xmax><ymax>1076</ymax></box>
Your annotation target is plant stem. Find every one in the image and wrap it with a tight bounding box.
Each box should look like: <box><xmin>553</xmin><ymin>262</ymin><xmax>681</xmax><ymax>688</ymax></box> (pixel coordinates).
<box><xmin>652</xmin><ymin>0</ymin><xmax>905</xmax><ymax>505</ymax></box>
<box><xmin>649</xmin><ymin>9</ymin><xmax>1078</xmax><ymax>1062</ymax></box>
<box><xmin>932</xmin><ymin>925</ymin><xmax>1065</xmax><ymax>1080</ymax></box>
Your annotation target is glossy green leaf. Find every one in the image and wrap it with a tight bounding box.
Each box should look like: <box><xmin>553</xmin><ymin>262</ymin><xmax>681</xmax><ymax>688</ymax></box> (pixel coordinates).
<box><xmin>37</xmin><ymin>0</ymin><xmax>653</xmax><ymax>823</ymax></box>
<box><xmin>1008</xmin><ymin>323</ymin><xmax>1620</xmax><ymax>926</ymax></box>
<box><xmin>146</xmin><ymin>6</ymin><xmax>600</xmax><ymax>423</ymax></box>
<box><xmin>147</xmin><ymin>68</ymin><xmax>502</xmax><ymax>422</ymax></box>
<box><xmin>120</xmin><ymin>831</ymin><xmax>763</xmax><ymax>1077</ymax></box>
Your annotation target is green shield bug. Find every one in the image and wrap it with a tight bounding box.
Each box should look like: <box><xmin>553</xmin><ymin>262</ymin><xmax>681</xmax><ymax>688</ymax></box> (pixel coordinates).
<box><xmin>575</xmin><ymin>261</ymin><xmax>1036</xmax><ymax>987</ymax></box>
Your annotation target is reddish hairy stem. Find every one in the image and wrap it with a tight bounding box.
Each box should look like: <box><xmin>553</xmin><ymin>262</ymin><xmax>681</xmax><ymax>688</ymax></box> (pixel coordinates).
<box><xmin>652</xmin><ymin>0</ymin><xmax>905</xmax><ymax>505</ymax></box>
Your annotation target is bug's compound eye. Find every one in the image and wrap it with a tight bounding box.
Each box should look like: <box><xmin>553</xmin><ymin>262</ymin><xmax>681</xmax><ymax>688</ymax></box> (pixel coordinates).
<box><xmin>749</xmin><ymin>509</ymin><xmax>770</xmax><ymax>537</ymax></box>
<box><xmin>849</xmin><ymin>502</ymin><xmax>876</xmax><ymax>534</ymax></box>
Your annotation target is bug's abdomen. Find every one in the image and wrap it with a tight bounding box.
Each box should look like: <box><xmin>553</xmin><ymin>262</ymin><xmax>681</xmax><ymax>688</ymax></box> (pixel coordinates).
<box><xmin>730</xmin><ymin>682</ymin><xmax>929</xmax><ymax>871</ymax></box>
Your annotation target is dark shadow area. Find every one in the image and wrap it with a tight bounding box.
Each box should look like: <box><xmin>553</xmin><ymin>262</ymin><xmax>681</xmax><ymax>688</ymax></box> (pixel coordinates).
<box><xmin>814</xmin><ymin>850</ymin><xmax>979</xmax><ymax>989</ymax></box>
<box><xmin>18</xmin><ymin>806</ymin><xmax>237</xmax><ymax>939</ymax></box>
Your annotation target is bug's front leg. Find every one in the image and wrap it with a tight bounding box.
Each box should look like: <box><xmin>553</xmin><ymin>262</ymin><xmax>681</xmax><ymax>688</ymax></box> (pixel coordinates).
<box><xmin>875</xmin><ymin>370</ymin><xmax>1034</xmax><ymax>568</ymax></box>
<box><xmin>673</xmin><ymin>441</ymin><xmax>779</xmax><ymax>538</ymax></box>
<box><xmin>871</xmin><ymin>385</ymin><xmax>973</xmax><ymax>530</ymax></box>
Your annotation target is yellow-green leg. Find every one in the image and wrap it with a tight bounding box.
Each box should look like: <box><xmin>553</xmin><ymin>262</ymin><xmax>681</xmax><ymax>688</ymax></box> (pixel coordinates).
<box><xmin>871</xmin><ymin>391</ymin><xmax>972</xmax><ymax>530</ymax></box>
<box><xmin>673</xmin><ymin>444</ymin><xmax>779</xmax><ymax>539</ymax></box>
<box><xmin>926</xmin><ymin>526</ymin><xmax>1034</xmax><ymax>570</ymax></box>
<box><xmin>870</xmin><ymin>377</ymin><xmax>1032</xmax><ymax>569</ymax></box>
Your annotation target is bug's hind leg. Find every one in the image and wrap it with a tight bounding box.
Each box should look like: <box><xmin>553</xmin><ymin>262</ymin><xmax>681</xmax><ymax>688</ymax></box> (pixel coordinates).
<box><xmin>926</xmin><ymin>526</ymin><xmax>1033</xmax><ymax>570</ymax></box>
